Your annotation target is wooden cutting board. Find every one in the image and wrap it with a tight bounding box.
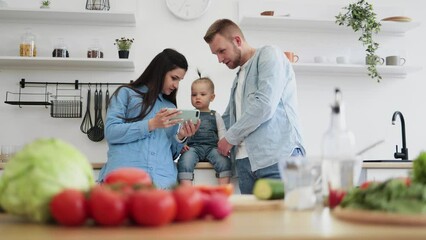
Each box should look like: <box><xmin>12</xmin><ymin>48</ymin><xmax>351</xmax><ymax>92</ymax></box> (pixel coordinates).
<box><xmin>333</xmin><ymin>207</ymin><xmax>426</xmax><ymax>226</ymax></box>
<box><xmin>230</xmin><ymin>195</ymin><xmax>284</xmax><ymax>211</ymax></box>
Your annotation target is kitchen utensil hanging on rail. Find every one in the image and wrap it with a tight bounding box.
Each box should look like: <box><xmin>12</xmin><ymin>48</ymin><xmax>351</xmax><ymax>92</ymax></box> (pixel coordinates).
<box><xmin>50</xmin><ymin>83</ymin><xmax>82</xmax><ymax>118</ymax></box>
<box><xmin>80</xmin><ymin>84</ymin><xmax>93</xmax><ymax>134</ymax></box>
<box><xmin>87</xmin><ymin>83</ymin><xmax>104</xmax><ymax>142</ymax></box>
<box><xmin>105</xmin><ymin>83</ymin><xmax>110</xmax><ymax>111</ymax></box>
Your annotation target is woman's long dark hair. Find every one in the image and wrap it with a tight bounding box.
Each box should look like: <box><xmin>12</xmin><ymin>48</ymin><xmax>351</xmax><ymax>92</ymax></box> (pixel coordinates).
<box><xmin>113</xmin><ymin>48</ymin><xmax>188</xmax><ymax>122</ymax></box>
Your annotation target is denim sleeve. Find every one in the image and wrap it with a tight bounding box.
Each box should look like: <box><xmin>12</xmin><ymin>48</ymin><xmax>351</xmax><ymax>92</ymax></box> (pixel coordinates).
<box><xmin>222</xmin><ymin>98</ymin><xmax>231</xmax><ymax>130</ymax></box>
<box><xmin>105</xmin><ymin>88</ymin><xmax>152</xmax><ymax>144</ymax></box>
<box><xmin>225</xmin><ymin>46</ymin><xmax>286</xmax><ymax>145</ymax></box>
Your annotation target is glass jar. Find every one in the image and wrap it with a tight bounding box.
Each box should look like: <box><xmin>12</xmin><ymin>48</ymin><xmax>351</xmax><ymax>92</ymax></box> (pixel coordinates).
<box><xmin>87</xmin><ymin>38</ymin><xmax>104</xmax><ymax>58</ymax></box>
<box><xmin>52</xmin><ymin>38</ymin><xmax>69</xmax><ymax>58</ymax></box>
<box><xmin>20</xmin><ymin>28</ymin><xmax>37</xmax><ymax>57</ymax></box>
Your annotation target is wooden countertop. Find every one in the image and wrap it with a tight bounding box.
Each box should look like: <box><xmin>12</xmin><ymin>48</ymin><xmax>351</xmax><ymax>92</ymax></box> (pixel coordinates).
<box><xmin>0</xmin><ymin>162</ymin><xmax>214</xmax><ymax>170</ymax></box>
<box><xmin>362</xmin><ymin>162</ymin><xmax>412</xmax><ymax>169</ymax></box>
<box><xmin>0</xmin><ymin>161</ymin><xmax>412</xmax><ymax>170</ymax></box>
<box><xmin>1</xmin><ymin>207</ymin><xmax>426</xmax><ymax>240</ymax></box>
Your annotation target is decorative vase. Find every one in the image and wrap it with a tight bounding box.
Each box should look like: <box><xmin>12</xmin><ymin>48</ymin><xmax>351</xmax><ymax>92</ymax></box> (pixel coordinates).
<box><xmin>118</xmin><ymin>50</ymin><xmax>129</xmax><ymax>59</ymax></box>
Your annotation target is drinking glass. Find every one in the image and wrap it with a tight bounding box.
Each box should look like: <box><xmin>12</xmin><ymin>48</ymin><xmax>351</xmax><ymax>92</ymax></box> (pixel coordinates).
<box><xmin>278</xmin><ymin>155</ymin><xmax>321</xmax><ymax>210</ymax></box>
<box><xmin>1</xmin><ymin>145</ymin><xmax>14</xmax><ymax>162</ymax></box>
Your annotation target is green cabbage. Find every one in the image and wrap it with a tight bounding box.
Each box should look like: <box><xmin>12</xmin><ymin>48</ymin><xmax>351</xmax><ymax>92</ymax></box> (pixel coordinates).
<box><xmin>0</xmin><ymin>138</ymin><xmax>94</xmax><ymax>223</ymax></box>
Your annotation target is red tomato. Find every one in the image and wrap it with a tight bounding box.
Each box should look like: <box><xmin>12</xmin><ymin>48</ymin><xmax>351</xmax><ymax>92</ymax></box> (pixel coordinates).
<box><xmin>205</xmin><ymin>192</ymin><xmax>233</xmax><ymax>220</ymax></box>
<box><xmin>396</xmin><ymin>177</ymin><xmax>411</xmax><ymax>187</ymax></box>
<box><xmin>194</xmin><ymin>184</ymin><xmax>234</xmax><ymax>197</ymax></box>
<box><xmin>172</xmin><ymin>185</ymin><xmax>203</xmax><ymax>222</ymax></box>
<box><xmin>405</xmin><ymin>178</ymin><xmax>411</xmax><ymax>187</ymax></box>
<box><xmin>130</xmin><ymin>189</ymin><xmax>176</xmax><ymax>227</ymax></box>
<box><xmin>104</xmin><ymin>167</ymin><xmax>152</xmax><ymax>187</ymax></box>
<box><xmin>49</xmin><ymin>189</ymin><xmax>88</xmax><ymax>226</ymax></box>
<box><xmin>198</xmin><ymin>191</ymin><xmax>212</xmax><ymax>219</ymax></box>
<box><xmin>359</xmin><ymin>181</ymin><xmax>373</xmax><ymax>190</ymax></box>
<box><xmin>88</xmin><ymin>185</ymin><xmax>127</xmax><ymax>226</ymax></box>
<box><xmin>328</xmin><ymin>189</ymin><xmax>347</xmax><ymax>209</ymax></box>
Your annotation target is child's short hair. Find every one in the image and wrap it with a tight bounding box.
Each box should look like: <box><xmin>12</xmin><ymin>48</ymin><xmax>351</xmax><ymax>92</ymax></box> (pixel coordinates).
<box><xmin>192</xmin><ymin>77</ymin><xmax>215</xmax><ymax>93</ymax></box>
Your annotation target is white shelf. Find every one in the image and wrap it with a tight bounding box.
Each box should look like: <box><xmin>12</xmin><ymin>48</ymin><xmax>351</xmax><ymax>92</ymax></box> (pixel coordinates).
<box><xmin>240</xmin><ymin>16</ymin><xmax>421</xmax><ymax>36</ymax></box>
<box><xmin>0</xmin><ymin>8</ymin><xmax>136</xmax><ymax>27</ymax></box>
<box><xmin>0</xmin><ymin>56</ymin><xmax>135</xmax><ymax>72</ymax></box>
<box><xmin>292</xmin><ymin>63</ymin><xmax>422</xmax><ymax>78</ymax></box>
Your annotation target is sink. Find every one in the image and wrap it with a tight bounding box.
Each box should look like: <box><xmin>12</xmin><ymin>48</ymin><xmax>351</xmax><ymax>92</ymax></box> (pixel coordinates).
<box><xmin>363</xmin><ymin>159</ymin><xmax>413</xmax><ymax>163</ymax></box>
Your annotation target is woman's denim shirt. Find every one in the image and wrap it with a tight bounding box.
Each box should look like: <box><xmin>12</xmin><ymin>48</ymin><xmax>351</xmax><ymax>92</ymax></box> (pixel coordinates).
<box><xmin>97</xmin><ymin>86</ymin><xmax>183</xmax><ymax>189</ymax></box>
<box><xmin>222</xmin><ymin>45</ymin><xmax>306</xmax><ymax>171</ymax></box>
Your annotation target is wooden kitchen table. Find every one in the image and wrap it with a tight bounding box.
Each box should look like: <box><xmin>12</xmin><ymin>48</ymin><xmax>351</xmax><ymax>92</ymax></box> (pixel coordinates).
<box><xmin>1</xmin><ymin>207</ymin><xmax>426</xmax><ymax>240</ymax></box>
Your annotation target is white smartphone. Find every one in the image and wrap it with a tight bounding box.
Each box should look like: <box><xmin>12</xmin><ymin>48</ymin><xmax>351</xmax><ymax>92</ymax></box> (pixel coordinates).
<box><xmin>168</xmin><ymin>109</ymin><xmax>200</xmax><ymax>124</ymax></box>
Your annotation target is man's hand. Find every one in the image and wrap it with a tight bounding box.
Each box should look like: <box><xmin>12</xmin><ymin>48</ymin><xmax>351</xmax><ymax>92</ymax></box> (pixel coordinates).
<box><xmin>218</xmin><ymin>137</ymin><xmax>233</xmax><ymax>157</ymax></box>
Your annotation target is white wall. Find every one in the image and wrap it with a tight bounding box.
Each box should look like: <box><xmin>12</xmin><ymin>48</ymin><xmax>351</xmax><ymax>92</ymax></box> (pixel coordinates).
<box><xmin>0</xmin><ymin>0</ymin><xmax>425</xmax><ymax>164</ymax></box>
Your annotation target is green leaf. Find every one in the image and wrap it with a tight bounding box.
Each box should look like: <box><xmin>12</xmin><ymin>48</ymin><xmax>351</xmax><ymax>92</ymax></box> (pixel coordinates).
<box><xmin>335</xmin><ymin>0</ymin><xmax>382</xmax><ymax>82</ymax></box>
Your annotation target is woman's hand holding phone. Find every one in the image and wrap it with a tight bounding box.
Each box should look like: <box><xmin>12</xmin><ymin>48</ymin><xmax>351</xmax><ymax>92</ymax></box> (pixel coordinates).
<box><xmin>148</xmin><ymin>108</ymin><xmax>183</xmax><ymax>131</ymax></box>
<box><xmin>177</xmin><ymin>118</ymin><xmax>201</xmax><ymax>140</ymax></box>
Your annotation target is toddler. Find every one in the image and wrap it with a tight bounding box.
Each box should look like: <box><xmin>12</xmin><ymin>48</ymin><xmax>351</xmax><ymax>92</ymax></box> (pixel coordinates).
<box><xmin>178</xmin><ymin>77</ymin><xmax>231</xmax><ymax>186</ymax></box>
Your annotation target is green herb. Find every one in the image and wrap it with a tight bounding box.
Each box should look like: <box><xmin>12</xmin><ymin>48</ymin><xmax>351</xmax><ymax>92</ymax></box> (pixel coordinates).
<box><xmin>114</xmin><ymin>37</ymin><xmax>134</xmax><ymax>51</ymax></box>
<box><xmin>336</xmin><ymin>0</ymin><xmax>382</xmax><ymax>82</ymax></box>
<box><xmin>413</xmin><ymin>151</ymin><xmax>426</xmax><ymax>184</ymax></box>
<box><xmin>341</xmin><ymin>179</ymin><xmax>426</xmax><ymax>214</ymax></box>
<box><xmin>41</xmin><ymin>0</ymin><xmax>50</xmax><ymax>7</ymax></box>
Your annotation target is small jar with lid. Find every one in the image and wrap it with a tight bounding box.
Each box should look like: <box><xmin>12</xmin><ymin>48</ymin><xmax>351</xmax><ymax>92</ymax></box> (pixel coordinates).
<box><xmin>52</xmin><ymin>38</ymin><xmax>69</xmax><ymax>58</ymax></box>
<box><xmin>87</xmin><ymin>38</ymin><xmax>104</xmax><ymax>58</ymax></box>
<box><xmin>20</xmin><ymin>28</ymin><xmax>37</xmax><ymax>57</ymax></box>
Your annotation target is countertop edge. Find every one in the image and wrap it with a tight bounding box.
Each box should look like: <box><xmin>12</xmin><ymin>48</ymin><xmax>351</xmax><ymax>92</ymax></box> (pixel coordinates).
<box><xmin>0</xmin><ymin>162</ymin><xmax>412</xmax><ymax>170</ymax></box>
<box><xmin>0</xmin><ymin>162</ymin><xmax>214</xmax><ymax>170</ymax></box>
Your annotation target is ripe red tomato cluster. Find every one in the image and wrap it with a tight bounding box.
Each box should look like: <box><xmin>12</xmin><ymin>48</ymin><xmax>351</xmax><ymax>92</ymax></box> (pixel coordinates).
<box><xmin>49</xmin><ymin>168</ymin><xmax>233</xmax><ymax>227</ymax></box>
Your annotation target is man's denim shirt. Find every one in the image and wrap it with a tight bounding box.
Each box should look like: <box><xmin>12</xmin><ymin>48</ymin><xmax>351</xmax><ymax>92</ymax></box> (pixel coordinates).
<box><xmin>222</xmin><ymin>45</ymin><xmax>306</xmax><ymax>171</ymax></box>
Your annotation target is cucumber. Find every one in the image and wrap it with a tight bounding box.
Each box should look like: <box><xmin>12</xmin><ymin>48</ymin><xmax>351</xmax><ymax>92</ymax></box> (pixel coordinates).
<box><xmin>253</xmin><ymin>178</ymin><xmax>285</xmax><ymax>200</ymax></box>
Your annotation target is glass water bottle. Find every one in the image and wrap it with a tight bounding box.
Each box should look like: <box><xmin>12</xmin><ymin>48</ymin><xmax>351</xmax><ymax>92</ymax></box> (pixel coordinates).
<box><xmin>321</xmin><ymin>88</ymin><xmax>357</xmax><ymax>207</ymax></box>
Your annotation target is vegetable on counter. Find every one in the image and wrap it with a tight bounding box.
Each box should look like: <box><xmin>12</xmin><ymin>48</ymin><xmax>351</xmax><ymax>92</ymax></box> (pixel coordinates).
<box><xmin>413</xmin><ymin>151</ymin><xmax>426</xmax><ymax>184</ymax></box>
<box><xmin>253</xmin><ymin>178</ymin><xmax>285</xmax><ymax>200</ymax></box>
<box><xmin>194</xmin><ymin>183</ymin><xmax>234</xmax><ymax>197</ymax></box>
<box><xmin>0</xmin><ymin>138</ymin><xmax>95</xmax><ymax>223</ymax></box>
<box><xmin>339</xmin><ymin>151</ymin><xmax>426</xmax><ymax>214</ymax></box>
<box><xmin>104</xmin><ymin>167</ymin><xmax>153</xmax><ymax>187</ymax></box>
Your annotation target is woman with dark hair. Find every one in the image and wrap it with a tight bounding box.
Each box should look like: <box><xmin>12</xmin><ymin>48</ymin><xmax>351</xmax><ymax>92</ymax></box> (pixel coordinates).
<box><xmin>97</xmin><ymin>48</ymin><xmax>200</xmax><ymax>189</ymax></box>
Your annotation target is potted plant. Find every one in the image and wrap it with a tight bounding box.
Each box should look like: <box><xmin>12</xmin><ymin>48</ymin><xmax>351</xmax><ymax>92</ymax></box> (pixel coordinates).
<box><xmin>40</xmin><ymin>0</ymin><xmax>51</xmax><ymax>9</ymax></box>
<box><xmin>114</xmin><ymin>37</ymin><xmax>134</xmax><ymax>59</ymax></box>
<box><xmin>336</xmin><ymin>0</ymin><xmax>382</xmax><ymax>82</ymax></box>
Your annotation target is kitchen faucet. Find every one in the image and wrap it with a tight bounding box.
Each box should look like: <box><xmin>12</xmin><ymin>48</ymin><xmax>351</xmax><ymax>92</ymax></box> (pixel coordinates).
<box><xmin>392</xmin><ymin>111</ymin><xmax>408</xmax><ymax>160</ymax></box>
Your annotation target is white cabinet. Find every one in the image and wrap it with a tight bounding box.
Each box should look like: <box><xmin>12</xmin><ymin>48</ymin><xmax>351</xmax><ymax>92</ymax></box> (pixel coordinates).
<box><xmin>0</xmin><ymin>8</ymin><xmax>136</xmax><ymax>71</ymax></box>
<box><xmin>359</xmin><ymin>162</ymin><xmax>412</xmax><ymax>183</ymax></box>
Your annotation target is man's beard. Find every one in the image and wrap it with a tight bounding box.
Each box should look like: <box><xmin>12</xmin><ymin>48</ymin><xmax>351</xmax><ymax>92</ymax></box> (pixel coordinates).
<box><xmin>227</xmin><ymin>44</ymin><xmax>242</xmax><ymax>69</ymax></box>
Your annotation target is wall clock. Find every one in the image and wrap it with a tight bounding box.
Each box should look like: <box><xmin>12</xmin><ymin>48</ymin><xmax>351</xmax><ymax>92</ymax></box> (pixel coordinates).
<box><xmin>166</xmin><ymin>0</ymin><xmax>211</xmax><ymax>20</ymax></box>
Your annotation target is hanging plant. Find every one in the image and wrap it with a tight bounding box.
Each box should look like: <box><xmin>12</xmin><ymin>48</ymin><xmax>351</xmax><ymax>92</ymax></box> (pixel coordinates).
<box><xmin>336</xmin><ymin>0</ymin><xmax>382</xmax><ymax>82</ymax></box>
